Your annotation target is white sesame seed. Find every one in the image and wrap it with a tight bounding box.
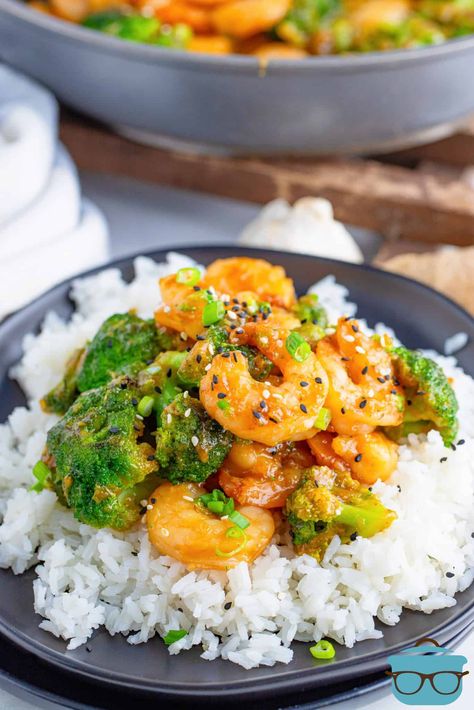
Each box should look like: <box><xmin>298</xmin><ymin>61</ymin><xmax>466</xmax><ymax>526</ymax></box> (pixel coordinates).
<box><xmin>184</xmin><ymin>408</ymin><xmax>191</xmax><ymax>418</ymax></box>
<box><xmin>161</xmin><ymin>527</ymin><xmax>170</xmax><ymax>537</ymax></box>
<box><xmin>163</xmin><ymin>305</ymin><xmax>171</xmax><ymax>313</ymax></box>
<box><xmin>180</xmin><ymin>331</ymin><xmax>187</xmax><ymax>341</ymax></box>
<box><xmin>262</xmin><ymin>389</ymin><xmax>271</xmax><ymax>399</ymax></box>
<box><xmin>183</xmin><ymin>495</ymin><xmax>194</xmax><ymax>502</ymax></box>
<box><xmin>167</xmin><ymin>413</ymin><xmax>172</xmax><ymax>425</ymax></box>
<box><xmin>221</xmin><ymin>515</ymin><xmax>229</xmax><ymax>520</ymax></box>
<box><xmin>355</xmin><ymin>345</ymin><xmax>366</xmax><ymax>354</ymax></box>
<box><xmin>368</xmin><ymin>388</ymin><xmax>375</xmax><ymax>397</ymax></box>
<box><xmin>183</xmin><ymin>390</ymin><xmax>189</xmax><ymax>398</ymax></box>
<box><xmin>260</xmin><ymin>336</ymin><xmax>269</xmax><ymax>345</ymax></box>
<box><xmin>343</xmin><ymin>334</ymin><xmax>355</xmax><ymax>342</ymax></box>
<box><xmin>136</xmin><ymin>414</ymin><xmax>143</xmax><ymax>420</ymax></box>
<box><xmin>208</xmin><ymin>343</ymin><xmax>215</xmax><ymax>355</ymax></box>
<box><xmin>204</xmin><ymin>363</ymin><xmax>212</xmax><ymax>371</ymax></box>
<box><xmin>221</xmin><ymin>294</ymin><xmax>230</xmax><ymax>302</ymax></box>
<box><xmin>191</xmin><ymin>435</ymin><xmax>199</xmax><ymax>447</ymax></box>
<box><xmin>228</xmin><ymin>311</ymin><xmax>237</xmax><ymax>320</ymax></box>
<box><xmin>140</xmin><ymin>499</ymin><xmax>147</xmax><ymax>507</ymax></box>
<box><xmin>276</xmin><ymin>339</ymin><xmax>283</xmax><ymax>347</ymax></box>
<box><xmin>146</xmin><ymin>504</ymin><xmax>153</xmax><ymax>510</ymax></box>
<box><xmin>273</xmin><ymin>393</ymin><xmax>283</xmax><ymax>400</ymax></box>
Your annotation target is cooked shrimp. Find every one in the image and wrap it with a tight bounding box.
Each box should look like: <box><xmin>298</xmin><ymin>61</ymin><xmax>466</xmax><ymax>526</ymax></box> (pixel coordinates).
<box><xmin>211</xmin><ymin>0</ymin><xmax>291</xmax><ymax>39</ymax></box>
<box><xmin>203</xmin><ymin>257</ymin><xmax>296</xmax><ymax>309</ymax></box>
<box><xmin>309</xmin><ymin>430</ymin><xmax>398</xmax><ymax>484</ymax></box>
<box><xmin>153</xmin><ymin>1</ymin><xmax>214</xmax><ymax>33</ymax></box>
<box><xmin>350</xmin><ymin>0</ymin><xmax>410</xmax><ymax>34</ymax></box>
<box><xmin>331</xmin><ymin>431</ymin><xmax>399</xmax><ymax>485</ymax></box>
<box><xmin>200</xmin><ymin>323</ymin><xmax>329</xmax><ymax>446</ymax></box>
<box><xmin>252</xmin><ymin>43</ymin><xmax>309</xmax><ymax>59</ymax></box>
<box><xmin>218</xmin><ymin>440</ymin><xmax>313</xmax><ymax>508</ymax></box>
<box><xmin>147</xmin><ymin>482</ymin><xmax>274</xmax><ymax>570</ymax></box>
<box><xmin>155</xmin><ymin>272</ymin><xmax>209</xmax><ymax>340</ymax></box>
<box><xmin>317</xmin><ymin>318</ymin><xmax>404</xmax><ymax>436</ymax></box>
<box><xmin>188</xmin><ymin>35</ymin><xmax>234</xmax><ymax>54</ymax></box>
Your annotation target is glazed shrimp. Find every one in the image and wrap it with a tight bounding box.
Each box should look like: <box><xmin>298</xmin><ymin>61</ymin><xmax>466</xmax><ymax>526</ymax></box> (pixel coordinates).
<box><xmin>147</xmin><ymin>482</ymin><xmax>274</xmax><ymax>570</ymax></box>
<box><xmin>309</xmin><ymin>430</ymin><xmax>398</xmax><ymax>485</ymax></box>
<box><xmin>317</xmin><ymin>318</ymin><xmax>404</xmax><ymax>436</ymax></box>
<box><xmin>218</xmin><ymin>440</ymin><xmax>314</xmax><ymax>508</ymax></box>
<box><xmin>154</xmin><ymin>272</ymin><xmax>210</xmax><ymax>340</ymax></box>
<box><xmin>200</xmin><ymin>323</ymin><xmax>329</xmax><ymax>446</ymax></box>
<box><xmin>202</xmin><ymin>257</ymin><xmax>296</xmax><ymax>309</ymax></box>
<box><xmin>211</xmin><ymin>0</ymin><xmax>291</xmax><ymax>39</ymax></box>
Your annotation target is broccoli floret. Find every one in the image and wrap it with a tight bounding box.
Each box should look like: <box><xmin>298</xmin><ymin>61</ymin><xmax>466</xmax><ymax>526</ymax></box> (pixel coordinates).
<box><xmin>285</xmin><ymin>466</ymin><xmax>396</xmax><ymax>559</ymax></box>
<box><xmin>44</xmin><ymin>378</ymin><xmax>158</xmax><ymax>530</ymax></box>
<box><xmin>178</xmin><ymin>325</ymin><xmax>273</xmax><ymax>387</ymax></box>
<box><xmin>42</xmin><ymin>313</ymin><xmax>175</xmax><ymax>415</ymax></box>
<box><xmin>276</xmin><ymin>0</ymin><xmax>340</xmax><ymax>46</ymax></box>
<box><xmin>386</xmin><ymin>346</ymin><xmax>458</xmax><ymax>446</ymax></box>
<box><xmin>155</xmin><ymin>393</ymin><xmax>233</xmax><ymax>484</ymax></box>
<box><xmin>82</xmin><ymin>11</ymin><xmax>192</xmax><ymax>48</ymax></box>
<box><xmin>41</xmin><ymin>348</ymin><xmax>85</xmax><ymax>415</ymax></box>
<box><xmin>139</xmin><ymin>350</ymin><xmax>195</xmax><ymax>419</ymax></box>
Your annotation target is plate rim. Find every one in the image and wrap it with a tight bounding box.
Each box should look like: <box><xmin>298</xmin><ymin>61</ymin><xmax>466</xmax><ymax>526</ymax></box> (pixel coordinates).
<box><xmin>0</xmin><ymin>244</ymin><xmax>473</xmax><ymax>699</ymax></box>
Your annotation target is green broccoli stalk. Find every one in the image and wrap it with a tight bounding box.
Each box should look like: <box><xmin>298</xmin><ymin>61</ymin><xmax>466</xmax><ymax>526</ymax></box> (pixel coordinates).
<box><xmin>155</xmin><ymin>393</ymin><xmax>233</xmax><ymax>484</ymax></box>
<box><xmin>285</xmin><ymin>466</ymin><xmax>396</xmax><ymax>559</ymax></box>
<box><xmin>43</xmin><ymin>378</ymin><xmax>159</xmax><ymax>530</ymax></box>
<box><xmin>42</xmin><ymin>313</ymin><xmax>176</xmax><ymax>415</ymax></box>
<box><xmin>386</xmin><ymin>346</ymin><xmax>458</xmax><ymax>446</ymax></box>
<box><xmin>178</xmin><ymin>325</ymin><xmax>273</xmax><ymax>387</ymax></box>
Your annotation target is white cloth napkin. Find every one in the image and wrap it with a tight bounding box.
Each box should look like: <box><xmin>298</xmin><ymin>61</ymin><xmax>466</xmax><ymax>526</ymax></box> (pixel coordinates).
<box><xmin>0</xmin><ymin>64</ymin><xmax>109</xmax><ymax>320</ymax></box>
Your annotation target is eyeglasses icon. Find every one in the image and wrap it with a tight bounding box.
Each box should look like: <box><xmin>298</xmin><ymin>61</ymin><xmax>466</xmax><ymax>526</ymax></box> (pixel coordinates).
<box><xmin>386</xmin><ymin>670</ymin><xmax>469</xmax><ymax>696</ymax></box>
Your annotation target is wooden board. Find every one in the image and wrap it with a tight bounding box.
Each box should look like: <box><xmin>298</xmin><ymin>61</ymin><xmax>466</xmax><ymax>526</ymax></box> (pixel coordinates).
<box><xmin>60</xmin><ymin>113</ymin><xmax>474</xmax><ymax>248</ymax></box>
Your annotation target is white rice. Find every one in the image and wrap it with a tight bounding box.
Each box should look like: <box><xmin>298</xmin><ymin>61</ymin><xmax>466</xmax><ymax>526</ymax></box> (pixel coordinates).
<box><xmin>0</xmin><ymin>253</ymin><xmax>473</xmax><ymax>669</ymax></box>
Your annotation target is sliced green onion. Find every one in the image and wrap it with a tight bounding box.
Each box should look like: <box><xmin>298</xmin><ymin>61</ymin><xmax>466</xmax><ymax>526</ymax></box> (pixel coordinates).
<box><xmin>217</xmin><ymin>399</ymin><xmax>230</xmax><ymax>412</ymax></box>
<box><xmin>176</xmin><ymin>267</ymin><xmax>201</xmax><ymax>286</ymax></box>
<box><xmin>203</xmin><ymin>300</ymin><xmax>225</xmax><ymax>326</ymax></box>
<box><xmin>223</xmin><ymin>498</ymin><xmax>235</xmax><ymax>516</ymax></box>
<box><xmin>314</xmin><ymin>407</ymin><xmax>331</xmax><ymax>431</ymax></box>
<box><xmin>228</xmin><ymin>510</ymin><xmax>250</xmax><ymax>530</ymax></box>
<box><xmin>163</xmin><ymin>629</ymin><xmax>188</xmax><ymax>646</ymax></box>
<box><xmin>137</xmin><ymin>395</ymin><xmax>155</xmax><ymax>417</ymax></box>
<box><xmin>215</xmin><ymin>528</ymin><xmax>247</xmax><ymax>558</ymax></box>
<box><xmin>207</xmin><ymin>500</ymin><xmax>225</xmax><ymax>515</ymax></box>
<box><xmin>30</xmin><ymin>460</ymin><xmax>51</xmax><ymax>493</ymax></box>
<box><xmin>259</xmin><ymin>301</ymin><xmax>272</xmax><ymax>314</ymax></box>
<box><xmin>285</xmin><ymin>332</ymin><xmax>311</xmax><ymax>363</ymax></box>
<box><xmin>309</xmin><ymin>640</ymin><xmax>336</xmax><ymax>660</ymax></box>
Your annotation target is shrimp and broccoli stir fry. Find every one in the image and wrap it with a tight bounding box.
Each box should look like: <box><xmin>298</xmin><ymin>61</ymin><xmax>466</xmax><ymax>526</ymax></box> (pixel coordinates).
<box><xmin>34</xmin><ymin>256</ymin><xmax>458</xmax><ymax>569</ymax></box>
<box><xmin>29</xmin><ymin>1</ymin><xmax>474</xmax><ymax>56</ymax></box>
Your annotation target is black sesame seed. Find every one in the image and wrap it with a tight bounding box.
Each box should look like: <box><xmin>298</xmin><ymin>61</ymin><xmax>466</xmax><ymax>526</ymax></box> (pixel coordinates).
<box><xmin>232</xmin><ymin>298</ymin><xmax>239</xmax><ymax>304</ymax></box>
<box><xmin>350</xmin><ymin>532</ymin><xmax>358</xmax><ymax>541</ymax></box>
<box><xmin>269</xmin><ymin>416</ymin><xmax>279</xmax><ymax>424</ymax></box>
<box><xmin>312</xmin><ymin>319</ymin><xmax>319</xmax><ymax>325</ymax></box>
<box><xmin>107</xmin><ymin>339</ymin><xmax>113</xmax><ymax>349</ymax></box>
<box><xmin>146</xmin><ymin>359</ymin><xmax>154</xmax><ymax>365</ymax></box>
<box><xmin>377</xmin><ymin>377</ymin><xmax>386</xmax><ymax>384</ymax></box>
<box><xmin>222</xmin><ymin>352</ymin><xmax>231</xmax><ymax>358</ymax></box>
<box><xmin>230</xmin><ymin>324</ymin><xmax>237</xmax><ymax>330</ymax></box>
<box><xmin>120</xmin><ymin>382</ymin><xmax>127</xmax><ymax>389</ymax></box>
<box><xmin>362</xmin><ymin>366</ymin><xmax>368</xmax><ymax>375</ymax></box>
<box><xmin>242</xmin><ymin>302</ymin><xmax>248</xmax><ymax>308</ymax></box>
<box><xmin>233</xmin><ymin>353</ymin><xmax>238</xmax><ymax>362</ymax></box>
<box><xmin>139</xmin><ymin>507</ymin><xmax>147</xmax><ymax>516</ymax></box>
<box><xmin>86</xmin><ymin>645</ymin><xmax>92</xmax><ymax>653</ymax></box>
<box><xmin>212</xmin><ymin>375</ymin><xmax>218</xmax><ymax>385</ymax></box>
<box><xmin>390</xmin><ymin>389</ymin><xmax>397</xmax><ymax>395</ymax></box>
<box><xmin>196</xmin><ymin>354</ymin><xmax>202</xmax><ymax>364</ymax></box>
<box><xmin>315</xmin><ymin>377</ymin><xmax>323</xmax><ymax>384</ymax></box>
<box><xmin>300</xmin><ymin>381</ymin><xmax>309</xmax><ymax>387</ymax></box>
<box><xmin>260</xmin><ymin>401</ymin><xmax>267</xmax><ymax>409</ymax></box>
<box><xmin>393</xmin><ymin>378</ymin><xmax>400</xmax><ymax>386</ymax></box>
<box><xmin>368</xmin><ymin>487</ymin><xmax>372</xmax><ymax>491</ymax></box>
<box><xmin>341</xmin><ymin>407</ymin><xmax>346</xmax><ymax>414</ymax></box>
<box><xmin>109</xmin><ymin>426</ymin><xmax>119</xmax><ymax>434</ymax></box>
<box><xmin>355</xmin><ymin>453</ymin><xmax>363</xmax><ymax>463</ymax></box>
<box><xmin>217</xmin><ymin>346</ymin><xmax>224</xmax><ymax>354</ymax></box>
<box><xmin>131</xmin><ymin>398</ymin><xmax>138</xmax><ymax>406</ymax></box>
<box><xmin>440</xmin><ymin>457</ymin><xmax>448</xmax><ymax>463</ymax></box>
<box><xmin>397</xmin><ymin>485</ymin><xmax>402</xmax><ymax>493</ymax></box>
<box><xmin>359</xmin><ymin>399</ymin><xmax>367</xmax><ymax>409</ymax></box>
<box><xmin>451</xmin><ymin>443</ymin><xmax>457</xmax><ymax>451</ymax></box>
<box><xmin>301</xmin><ymin>319</ymin><xmax>307</xmax><ymax>325</ymax></box>
<box><xmin>147</xmin><ymin>454</ymin><xmax>155</xmax><ymax>461</ymax></box>
<box><xmin>151</xmin><ymin>498</ymin><xmax>156</xmax><ymax>504</ymax></box>
<box><xmin>196</xmin><ymin>335</ymin><xmax>205</xmax><ymax>341</ymax></box>
<box><xmin>224</xmin><ymin>602</ymin><xmax>232</xmax><ymax>610</ymax></box>
<box><xmin>217</xmin><ymin>393</ymin><xmax>227</xmax><ymax>399</ymax></box>
<box><xmin>262</xmin><ymin>312</ymin><xmax>270</xmax><ymax>320</ymax></box>
<box><xmin>232</xmin><ymin>305</ymin><xmax>240</xmax><ymax>312</ymax></box>
<box><xmin>236</xmin><ymin>328</ymin><xmax>244</xmax><ymax>335</ymax></box>
<box><xmin>458</xmin><ymin>439</ymin><xmax>465</xmax><ymax>446</ymax></box>
<box><xmin>253</xmin><ymin>410</ymin><xmax>262</xmax><ymax>420</ymax></box>
<box><xmin>446</xmin><ymin>572</ymin><xmax>455</xmax><ymax>578</ymax></box>
<box><xmin>416</xmin><ymin>390</ymin><xmax>426</xmax><ymax>396</ymax></box>
<box><xmin>166</xmin><ymin>368</ymin><xmax>172</xmax><ymax>378</ymax></box>
<box><xmin>341</xmin><ymin>357</ymin><xmax>350</xmax><ymax>362</ymax></box>
<box><xmin>185</xmin><ymin>347</ymin><xmax>191</xmax><ymax>352</ymax></box>
<box><xmin>351</xmin><ymin>325</ymin><xmax>359</xmax><ymax>333</ymax></box>
<box><xmin>154</xmin><ymin>386</ymin><xmax>162</xmax><ymax>394</ymax></box>
<box><xmin>193</xmin><ymin>285</ymin><xmax>201</xmax><ymax>291</ymax></box>
<box><xmin>300</xmin><ymin>404</ymin><xmax>308</xmax><ymax>413</ymax></box>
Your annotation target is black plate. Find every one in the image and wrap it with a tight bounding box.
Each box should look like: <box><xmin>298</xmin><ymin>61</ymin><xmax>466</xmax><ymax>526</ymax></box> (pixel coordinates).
<box><xmin>0</xmin><ymin>246</ymin><xmax>473</xmax><ymax>708</ymax></box>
